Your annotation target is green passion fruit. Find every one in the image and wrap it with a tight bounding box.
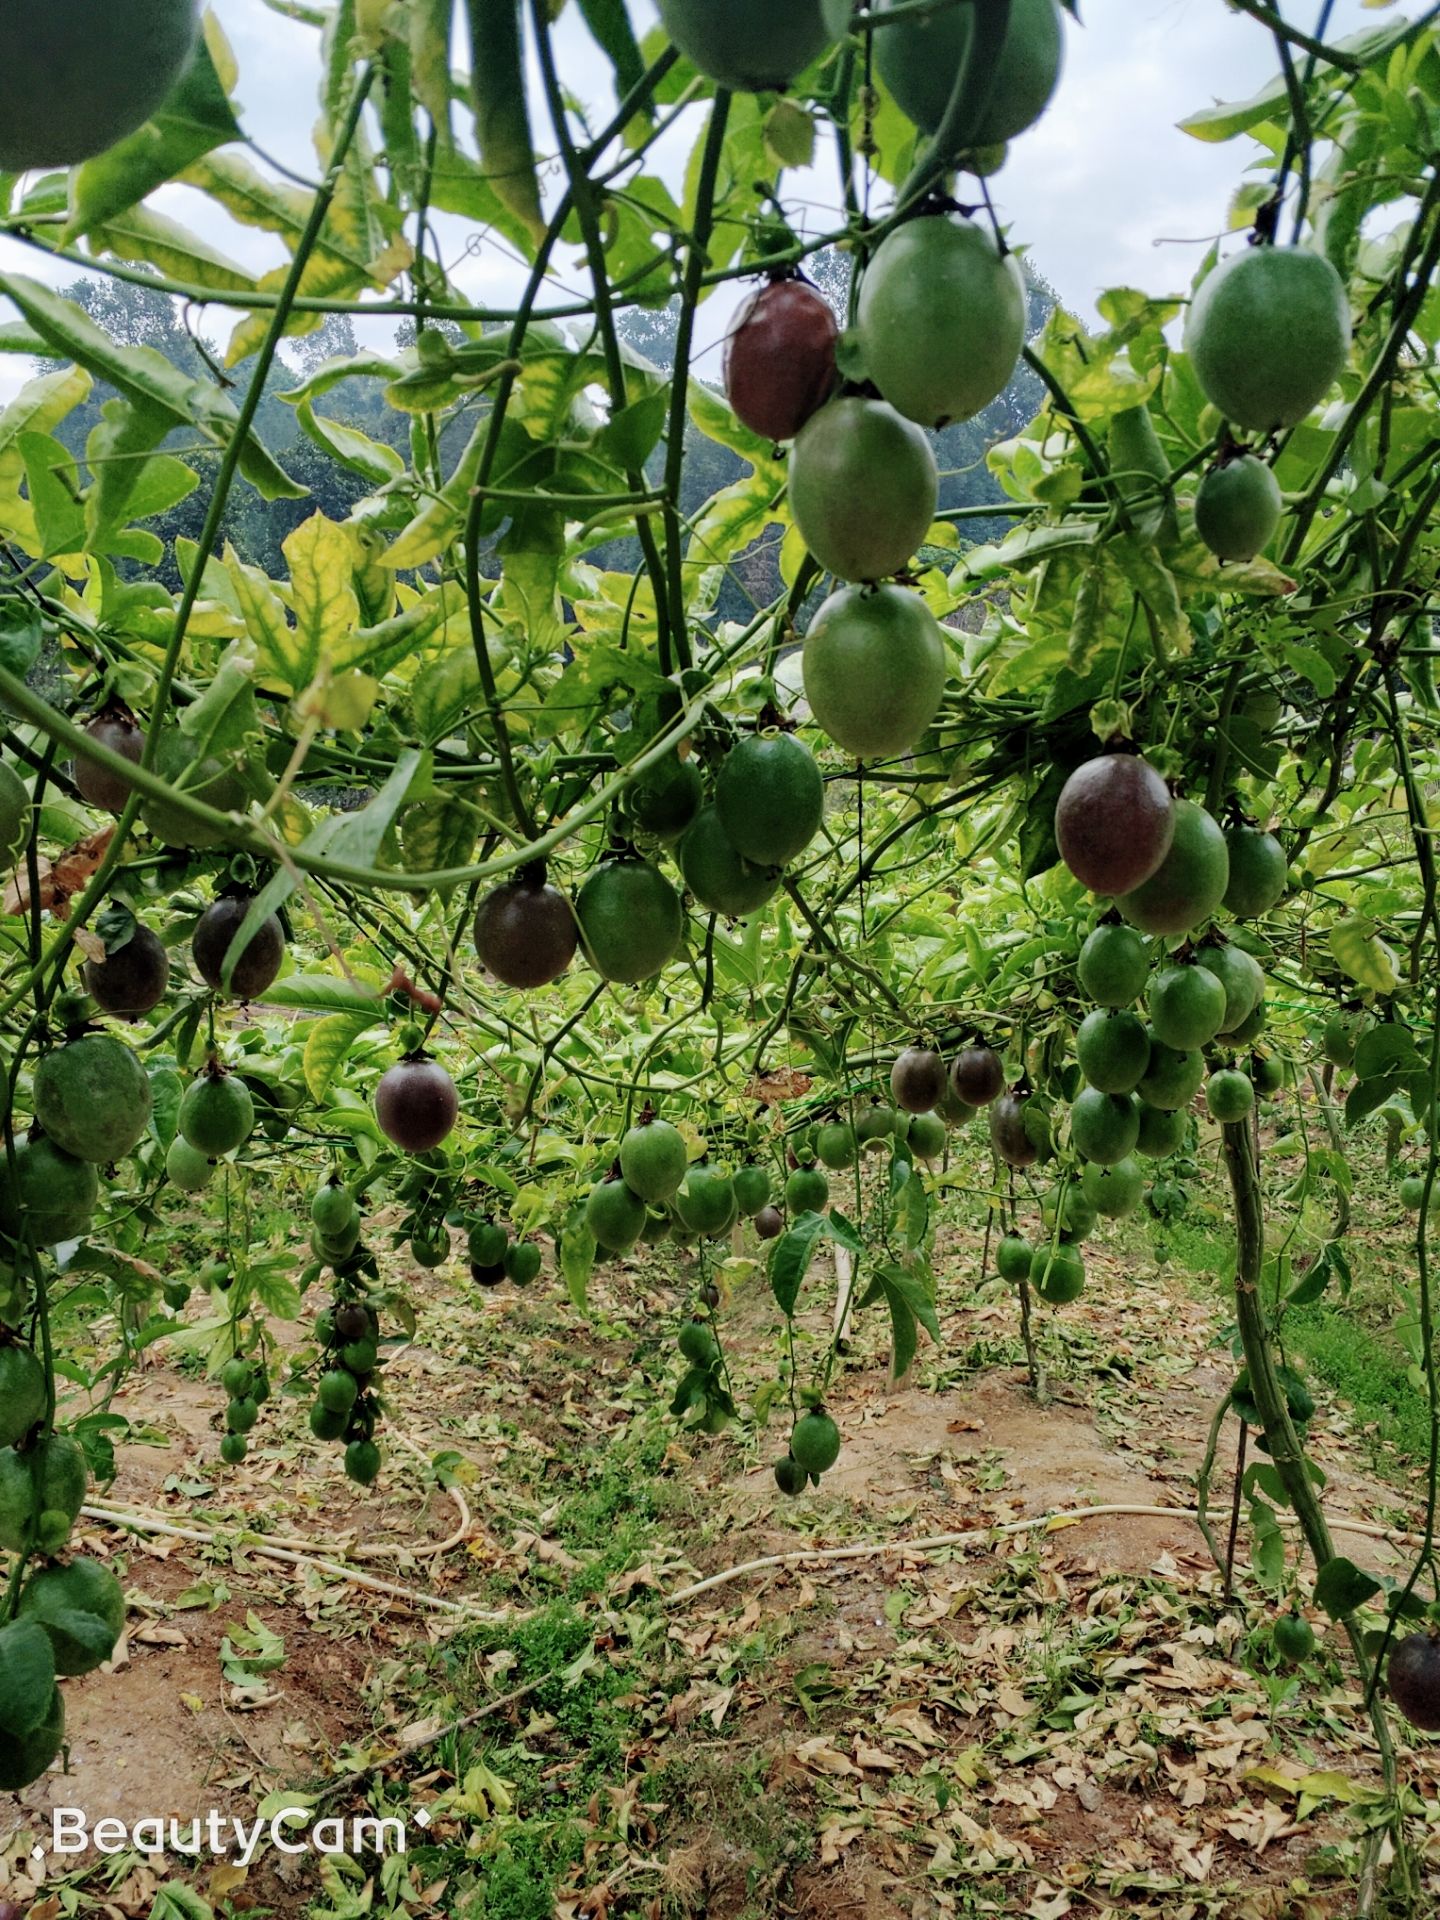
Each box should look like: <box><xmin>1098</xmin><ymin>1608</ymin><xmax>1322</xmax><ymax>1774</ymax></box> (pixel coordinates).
<box><xmin>32</xmin><ymin>1032</ymin><xmax>153</xmax><ymax>1163</ymax></box>
<box><xmin>1322</xmin><ymin>1009</ymin><xmax>1369</xmax><ymax>1069</ymax></box>
<box><xmin>1206</xmin><ymin>1068</ymin><xmax>1256</xmax><ymax>1124</ymax></box>
<box><xmin>140</xmin><ymin>731</ymin><xmax>246</xmax><ymax>849</ymax></box>
<box><xmin>733</xmin><ymin>1164</ymin><xmax>772</xmax><ymax>1215</ymax></box>
<box><xmin>1223</xmin><ymin>827</ymin><xmax>1288</xmax><ymax>918</ymax></box>
<box><xmin>84</xmin><ymin>922</ymin><xmax>169</xmax><ymax>1016</ymax></box>
<box><xmin>1082</xmin><ymin>1155</ymin><xmax>1145</xmax><ymax>1219</ymax></box>
<box><xmin>0</xmin><ymin>0</ymin><xmax>201</xmax><ymax>171</ymax></box>
<box><xmin>906</xmin><ymin>1111</ymin><xmax>947</xmax><ymax>1162</ymax></box>
<box><xmin>656</xmin><ymin>0</ymin><xmax>832</xmax><ymax>93</ymax></box>
<box><xmin>788</xmin><ymin>396</ymin><xmax>938</xmax><ymax>583</ymax></box>
<box><xmin>1204</xmin><ymin>941</ymin><xmax>1266</xmax><ymax>1035</ymax></box>
<box><xmin>1194</xmin><ymin>454</ymin><xmax>1282</xmax><ymax>562</ymax></box>
<box><xmin>724</xmin><ymin>275</ymin><xmax>840</xmax><ymax>443</ymax></box>
<box><xmin>1078</xmin><ymin>922</ymin><xmax>1151</xmax><ymax>1007</ymax></box>
<box><xmin>191</xmin><ymin>893</ymin><xmax>286</xmax><ymax>998</ymax></box>
<box><xmin>165</xmin><ymin>1134</ymin><xmax>213</xmax><ymax>1191</ymax></box>
<box><xmin>1147</xmin><ymin>961</ymin><xmax>1228</xmax><ymax>1052</ymax></box>
<box><xmin>1041</xmin><ymin>1185</ymin><xmax>1097</xmax><ymax>1243</ymax></box>
<box><xmin>1185</xmin><ymin>244</ymin><xmax>1350</xmax><ymax>432</ymax></box>
<box><xmin>474</xmin><ymin>863</ymin><xmax>578</xmax><ymax>990</ymax></box>
<box><xmin>178</xmin><ymin>1066</ymin><xmax>254</xmax><ymax>1157</ymax></box>
<box><xmin>1136</xmin><ymin>1102</ymin><xmax>1187</xmax><ymax>1158</ymax></box>
<box><xmin>619</xmin><ymin>1117</ymin><xmax>689</xmax><ymax>1204</ymax></box>
<box><xmin>19</xmin><ymin>1556</ymin><xmax>125</xmax><ymax>1676</ymax></box>
<box><xmin>816</xmin><ymin>1121</ymin><xmax>857</xmax><ymax>1169</ymax></box>
<box><xmin>802</xmin><ymin>584</ymin><xmax>947</xmax><ymax>760</ymax></box>
<box><xmin>0</xmin><ymin>1348</ymin><xmax>45</xmax><ymax>1448</ymax></box>
<box><xmin>996</xmin><ymin>1235</ymin><xmax>1033</xmax><ymax>1282</ymax></box>
<box><xmin>1033</xmin><ymin>1242</ymin><xmax>1085</xmax><ymax>1305</ymax></box>
<box><xmin>715</xmin><ymin>734</ymin><xmax>825</xmax><ymax>867</ymax></box>
<box><xmin>875</xmin><ymin>0</ymin><xmax>1064</xmax><ymax>150</ymax></box>
<box><xmin>1074</xmin><ymin>1009</ymin><xmax>1151</xmax><ymax>1095</ymax></box>
<box><xmin>1118</xmin><ymin>799</ymin><xmax>1229</xmax><ymax>937</ymax></box>
<box><xmin>785</xmin><ymin>1165</ymin><xmax>830</xmax><ymax>1214</ymax></box>
<box><xmin>1273</xmin><ymin>1611</ymin><xmax>1316</xmax><ymax>1665</ymax></box>
<box><xmin>585</xmin><ymin>1177</ymin><xmax>647</xmax><ymax>1254</ymax></box>
<box><xmin>679</xmin><ymin>807</ymin><xmax>782</xmax><ymax>918</ymax></box>
<box><xmin>1138</xmin><ymin>1034</ymin><xmax>1206</xmax><ymax>1112</ymax></box>
<box><xmin>790</xmin><ymin>1408</ymin><xmax>841</xmax><ymax>1476</ymax></box>
<box><xmin>1055</xmin><ymin>753</ymin><xmax>1175</xmax><ymax>897</ymax></box>
<box><xmin>854</xmin><ymin>215</ymin><xmax>1026</xmax><ymax>429</ymax></box>
<box><xmin>0</xmin><ymin>1137</ymin><xmax>98</xmax><ymax>1244</ymax></box>
<box><xmin>625</xmin><ymin>756</ymin><xmax>704</xmax><ymax>844</ymax></box>
<box><xmin>576</xmin><ymin>858</ymin><xmax>684</xmax><ymax>983</ymax></box>
<box><xmin>505</xmin><ymin>1241</ymin><xmax>543</xmax><ymax>1286</ymax></box>
<box><xmin>1070</xmin><ymin>1089</ymin><xmax>1140</xmax><ymax>1166</ymax></box>
<box><xmin>675</xmin><ymin>1165</ymin><xmax>738</xmax><ymax>1237</ymax></box>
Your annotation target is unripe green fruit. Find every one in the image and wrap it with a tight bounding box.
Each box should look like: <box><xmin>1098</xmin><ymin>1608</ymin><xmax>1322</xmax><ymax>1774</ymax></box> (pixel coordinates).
<box><xmin>317</xmin><ymin>1369</ymin><xmax>359</xmax><ymax>1415</ymax></box>
<box><xmin>906</xmin><ymin>1112</ymin><xmax>947</xmax><ymax>1163</ymax></box>
<box><xmin>226</xmin><ymin>1396</ymin><xmax>259</xmax><ymax>1435</ymax></box>
<box><xmin>0</xmin><ymin>1139</ymin><xmax>97</xmax><ymax>1245</ymax></box>
<box><xmin>1069</xmin><ymin>1089</ymin><xmax>1140</xmax><ymax>1166</ymax></box>
<box><xmin>733</xmin><ymin>1164</ymin><xmax>772</xmax><ymax>1216</ymax></box>
<box><xmin>345</xmin><ymin>1440</ymin><xmax>382</xmax><ymax>1486</ymax></box>
<box><xmin>310</xmin><ymin>1402</ymin><xmax>348</xmax><ymax>1442</ymax></box>
<box><xmin>875</xmin><ymin>0</ymin><xmax>1064</xmax><ymax>149</ymax></box>
<box><xmin>165</xmin><ymin>1135</ymin><xmax>213</xmax><ymax>1192</ymax></box>
<box><xmin>1185</xmin><ymin>244</ymin><xmax>1350</xmax><ymax>432</ymax></box>
<box><xmin>0</xmin><ymin>1348</ymin><xmax>46</xmax><ymax>1449</ymax></box>
<box><xmin>802</xmin><ymin>584</ymin><xmax>947</xmax><ymax>760</ymax></box>
<box><xmin>676</xmin><ymin>1167</ymin><xmax>738</xmax><ymax>1237</ymax></box>
<box><xmin>1194</xmin><ymin>455</ymin><xmax>1282</xmax><ymax>562</ymax></box>
<box><xmin>656</xmin><ymin>0</ymin><xmax>831</xmax><ymax>92</ymax></box>
<box><xmin>996</xmin><ymin>1236</ymin><xmax>1033</xmax><ymax>1283</ymax></box>
<box><xmin>178</xmin><ymin>1069</ymin><xmax>254</xmax><ymax>1157</ymax></box>
<box><xmin>1138</xmin><ymin>1034</ymin><xmax>1205</xmax><ymax>1112</ymax></box>
<box><xmin>678</xmin><ymin>1320</ymin><xmax>720</xmax><ymax>1369</ymax></box>
<box><xmin>1148</xmin><ymin>962</ymin><xmax>1228</xmax><ymax>1052</ymax></box>
<box><xmin>678</xmin><ymin>807</ymin><xmax>782</xmax><ymax>918</ymax></box>
<box><xmin>576</xmin><ymin>859</ymin><xmax>684</xmax><ymax>983</ymax></box>
<box><xmin>19</xmin><ymin>1557</ymin><xmax>125</xmax><ymax>1676</ymax></box>
<box><xmin>585</xmin><ymin>1178</ymin><xmax>648</xmax><ymax>1253</ymax></box>
<box><xmin>340</xmin><ymin>1338</ymin><xmax>378</xmax><ymax>1375</ymax></box>
<box><xmin>1033</xmin><ymin>1243</ymin><xmax>1085</xmax><ymax>1305</ymax></box>
<box><xmin>1075</xmin><ymin>1008</ymin><xmax>1151</xmax><ymax>1095</ymax></box>
<box><xmin>1223</xmin><ymin>827</ymin><xmax>1288</xmax><ymax>918</ymax></box>
<box><xmin>715</xmin><ymin>734</ymin><xmax>825</xmax><ymax>868</ymax></box>
<box><xmin>790</xmin><ymin>1409</ymin><xmax>841</xmax><ymax>1476</ymax></box>
<box><xmin>311</xmin><ymin>1184</ymin><xmax>357</xmax><ymax>1237</ymax></box>
<box><xmin>1136</xmin><ymin>1103</ymin><xmax>1187</xmax><ymax>1159</ymax></box>
<box><xmin>815</xmin><ymin>1122</ymin><xmax>857</xmax><ymax>1169</ymax></box>
<box><xmin>1082</xmin><ymin>1155</ymin><xmax>1145</xmax><ymax>1219</ymax></box>
<box><xmin>219</xmin><ymin>1357</ymin><xmax>253</xmax><ymax>1399</ymax></box>
<box><xmin>1273</xmin><ymin>1611</ymin><xmax>1316</xmax><ymax>1665</ymax></box>
<box><xmin>32</xmin><ymin>1033</ymin><xmax>153</xmax><ymax>1164</ymax></box>
<box><xmin>789</xmin><ymin>396</ymin><xmax>938</xmax><ymax>583</ymax></box>
<box><xmin>504</xmin><ymin>1241</ymin><xmax>542</xmax><ymax>1286</ymax></box>
<box><xmin>1078</xmin><ymin>923</ymin><xmax>1151</xmax><ymax>1007</ymax></box>
<box><xmin>467</xmin><ymin>1221</ymin><xmax>508</xmax><ymax>1267</ymax></box>
<box><xmin>1118</xmin><ymin>800</ymin><xmax>1229</xmax><ymax>937</ymax></box>
<box><xmin>854</xmin><ymin>215</ymin><xmax>1026</xmax><ymax>430</ymax></box>
<box><xmin>1206</xmin><ymin>1070</ymin><xmax>1256</xmax><ymax>1124</ymax></box>
<box><xmin>219</xmin><ymin>1432</ymin><xmax>247</xmax><ymax>1466</ymax></box>
<box><xmin>785</xmin><ymin>1166</ymin><xmax>830</xmax><ymax>1214</ymax></box>
<box><xmin>619</xmin><ymin>1118</ymin><xmax>690</xmax><ymax>1205</ymax></box>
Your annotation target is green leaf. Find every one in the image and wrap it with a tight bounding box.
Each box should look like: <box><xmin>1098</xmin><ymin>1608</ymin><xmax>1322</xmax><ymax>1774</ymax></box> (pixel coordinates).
<box><xmin>464</xmin><ymin>0</ymin><xmax>546</xmax><ymax>245</ymax></box>
<box><xmin>0</xmin><ymin>597</ymin><xmax>44</xmax><ymax>677</ymax></box>
<box><xmin>0</xmin><ymin>273</ymin><xmax>303</xmax><ymax>502</ymax></box>
<box><xmin>258</xmin><ymin>976</ymin><xmax>387</xmax><ymax>1016</ymax></box>
<box><xmin>294</xmin><ymin>397</ymin><xmax>405</xmax><ymax>486</ymax></box>
<box><xmin>576</xmin><ymin>0</ymin><xmax>648</xmax><ymax>106</ymax></box>
<box><xmin>1330</xmin><ymin>917</ymin><xmax>1402</xmax><ymax>995</ymax></box>
<box><xmin>769</xmin><ymin>1211</ymin><xmax>831</xmax><ymax>1318</ymax></box>
<box><xmin>303</xmin><ymin>1014</ymin><xmax>375</xmax><ymax>1102</ymax></box>
<box><xmin>560</xmin><ymin>1210</ymin><xmax>595</xmax><ymax>1313</ymax></box>
<box><xmin>1353</xmin><ymin>1023</ymin><xmax>1421</xmax><ymax>1079</ymax></box>
<box><xmin>1314</xmin><ymin>1555</ymin><xmax>1382</xmax><ymax>1619</ymax></box>
<box><xmin>764</xmin><ymin>99</ymin><xmax>816</xmax><ymax>169</ymax></box>
<box><xmin>67</xmin><ymin>28</ymin><xmax>243</xmax><ymax>237</ymax></box>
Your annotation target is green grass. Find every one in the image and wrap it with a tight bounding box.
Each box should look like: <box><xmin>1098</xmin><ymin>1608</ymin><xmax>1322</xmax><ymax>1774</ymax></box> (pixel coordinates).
<box><xmin>1154</xmin><ymin>1214</ymin><xmax>1431</xmax><ymax>1469</ymax></box>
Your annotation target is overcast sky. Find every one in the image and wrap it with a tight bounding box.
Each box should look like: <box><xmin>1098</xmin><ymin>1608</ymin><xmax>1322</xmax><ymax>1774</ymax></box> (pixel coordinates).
<box><xmin>0</xmin><ymin>0</ymin><xmax>1402</xmax><ymax>399</ymax></box>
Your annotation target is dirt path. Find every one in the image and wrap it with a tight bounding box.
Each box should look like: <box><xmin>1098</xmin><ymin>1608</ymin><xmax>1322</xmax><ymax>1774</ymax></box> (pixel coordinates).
<box><xmin>0</xmin><ymin>1207</ymin><xmax>1435</xmax><ymax>1918</ymax></box>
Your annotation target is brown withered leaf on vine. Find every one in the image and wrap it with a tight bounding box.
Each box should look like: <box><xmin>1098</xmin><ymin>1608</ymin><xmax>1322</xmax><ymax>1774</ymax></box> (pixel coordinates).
<box><xmin>3</xmin><ymin>825</ymin><xmax>115</xmax><ymax>919</ymax></box>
